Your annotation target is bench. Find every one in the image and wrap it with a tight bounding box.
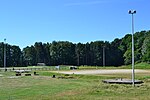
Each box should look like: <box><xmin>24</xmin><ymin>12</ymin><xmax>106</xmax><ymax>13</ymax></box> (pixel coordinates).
<box><xmin>25</xmin><ymin>73</ymin><xmax>31</xmax><ymax>76</ymax></box>
<box><xmin>16</xmin><ymin>73</ymin><xmax>21</xmax><ymax>76</ymax></box>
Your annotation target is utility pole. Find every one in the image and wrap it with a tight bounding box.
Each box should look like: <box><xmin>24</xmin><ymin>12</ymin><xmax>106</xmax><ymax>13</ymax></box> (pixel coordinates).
<box><xmin>103</xmin><ymin>46</ymin><xmax>105</xmax><ymax>67</ymax></box>
<box><xmin>4</xmin><ymin>38</ymin><xmax>6</xmax><ymax>71</ymax></box>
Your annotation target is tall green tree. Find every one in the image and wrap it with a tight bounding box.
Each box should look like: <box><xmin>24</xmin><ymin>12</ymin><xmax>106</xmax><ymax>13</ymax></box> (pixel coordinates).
<box><xmin>43</xmin><ymin>43</ymin><xmax>51</xmax><ymax>65</ymax></box>
<box><xmin>23</xmin><ymin>46</ymin><xmax>37</xmax><ymax>66</ymax></box>
<box><xmin>34</xmin><ymin>42</ymin><xmax>45</xmax><ymax>63</ymax></box>
<box><xmin>49</xmin><ymin>41</ymin><xmax>59</xmax><ymax>65</ymax></box>
<box><xmin>142</xmin><ymin>33</ymin><xmax>150</xmax><ymax>63</ymax></box>
<box><xmin>10</xmin><ymin>46</ymin><xmax>22</xmax><ymax>66</ymax></box>
<box><xmin>85</xmin><ymin>43</ymin><xmax>91</xmax><ymax>65</ymax></box>
<box><xmin>109</xmin><ymin>39</ymin><xmax>124</xmax><ymax>66</ymax></box>
<box><xmin>0</xmin><ymin>43</ymin><xmax>4</xmax><ymax>67</ymax></box>
<box><xmin>90</xmin><ymin>41</ymin><xmax>104</xmax><ymax>66</ymax></box>
<box><xmin>76</xmin><ymin>43</ymin><xmax>86</xmax><ymax>66</ymax></box>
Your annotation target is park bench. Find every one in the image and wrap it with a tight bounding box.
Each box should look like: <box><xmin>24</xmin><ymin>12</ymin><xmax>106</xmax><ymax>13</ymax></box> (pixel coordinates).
<box><xmin>70</xmin><ymin>66</ymin><xmax>78</xmax><ymax>70</ymax></box>
<box><xmin>16</xmin><ymin>73</ymin><xmax>21</xmax><ymax>76</ymax></box>
<box><xmin>25</xmin><ymin>73</ymin><xmax>31</xmax><ymax>76</ymax></box>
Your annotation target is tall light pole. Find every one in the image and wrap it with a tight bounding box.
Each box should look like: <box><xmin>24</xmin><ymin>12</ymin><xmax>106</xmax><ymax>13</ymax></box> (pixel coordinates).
<box><xmin>128</xmin><ymin>10</ymin><xmax>136</xmax><ymax>86</ymax></box>
<box><xmin>4</xmin><ymin>38</ymin><xmax>6</xmax><ymax>71</ymax></box>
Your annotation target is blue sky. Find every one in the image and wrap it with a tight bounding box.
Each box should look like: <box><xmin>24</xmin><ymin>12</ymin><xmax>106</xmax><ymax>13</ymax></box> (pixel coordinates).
<box><xmin>0</xmin><ymin>0</ymin><xmax>150</xmax><ymax>49</ymax></box>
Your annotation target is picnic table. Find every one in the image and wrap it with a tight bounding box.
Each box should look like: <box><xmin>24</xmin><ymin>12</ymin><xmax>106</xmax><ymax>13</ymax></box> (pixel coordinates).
<box><xmin>14</xmin><ymin>70</ymin><xmax>31</xmax><ymax>76</ymax></box>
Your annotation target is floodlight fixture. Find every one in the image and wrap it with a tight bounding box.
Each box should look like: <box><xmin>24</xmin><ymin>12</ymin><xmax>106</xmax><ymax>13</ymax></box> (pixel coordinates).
<box><xmin>128</xmin><ymin>10</ymin><xmax>136</xmax><ymax>14</ymax></box>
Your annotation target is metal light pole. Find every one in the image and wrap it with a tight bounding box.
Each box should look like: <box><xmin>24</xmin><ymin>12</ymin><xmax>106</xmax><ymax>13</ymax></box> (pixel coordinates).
<box><xmin>4</xmin><ymin>38</ymin><xmax>6</xmax><ymax>71</ymax></box>
<box><xmin>129</xmin><ymin>10</ymin><xmax>136</xmax><ymax>86</ymax></box>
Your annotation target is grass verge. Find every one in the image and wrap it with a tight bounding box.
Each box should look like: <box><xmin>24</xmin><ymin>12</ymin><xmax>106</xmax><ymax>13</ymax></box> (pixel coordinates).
<box><xmin>0</xmin><ymin>70</ymin><xmax>150</xmax><ymax>100</ymax></box>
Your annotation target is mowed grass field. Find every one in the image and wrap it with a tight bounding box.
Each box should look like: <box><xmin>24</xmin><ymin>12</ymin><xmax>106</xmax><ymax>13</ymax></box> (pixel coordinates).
<box><xmin>0</xmin><ymin>68</ymin><xmax>150</xmax><ymax>100</ymax></box>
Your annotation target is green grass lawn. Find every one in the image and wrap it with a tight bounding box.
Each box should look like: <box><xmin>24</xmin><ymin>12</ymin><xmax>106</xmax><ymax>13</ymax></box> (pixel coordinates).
<box><xmin>0</xmin><ymin>70</ymin><xmax>150</xmax><ymax>100</ymax></box>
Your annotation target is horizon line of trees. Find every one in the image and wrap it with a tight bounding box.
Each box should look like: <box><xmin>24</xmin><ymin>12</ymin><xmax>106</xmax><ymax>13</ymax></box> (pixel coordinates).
<box><xmin>0</xmin><ymin>30</ymin><xmax>150</xmax><ymax>67</ymax></box>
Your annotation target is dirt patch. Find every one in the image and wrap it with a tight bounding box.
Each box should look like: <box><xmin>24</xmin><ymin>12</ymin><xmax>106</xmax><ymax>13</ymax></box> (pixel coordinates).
<box><xmin>54</xmin><ymin>69</ymin><xmax>150</xmax><ymax>75</ymax></box>
<box><xmin>9</xmin><ymin>76</ymin><xmax>21</xmax><ymax>79</ymax></box>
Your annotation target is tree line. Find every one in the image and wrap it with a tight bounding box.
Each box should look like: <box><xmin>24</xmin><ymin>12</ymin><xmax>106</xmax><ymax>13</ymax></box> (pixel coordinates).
<box><xmin>0</xmin><ymin>30</ymin><xmax>150</xmax><ymax>67</ymax></box>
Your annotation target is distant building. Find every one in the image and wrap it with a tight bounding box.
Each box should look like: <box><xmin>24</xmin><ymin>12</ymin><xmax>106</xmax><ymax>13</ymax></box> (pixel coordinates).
<box><xmin>37</xmin><ymin>63</ymin><xmax>46</xmax><ymax>66</ymax></box>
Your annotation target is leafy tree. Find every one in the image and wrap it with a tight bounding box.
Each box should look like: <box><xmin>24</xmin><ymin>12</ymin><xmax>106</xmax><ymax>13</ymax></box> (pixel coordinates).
<box><xmin>10</xmin><ymin>46</ymin><xmax>22</xmax><ymax>66</ymax></box>
<box><xmin>110</xmin><ymin>38</ymin><xmax>124</xmax><ymax>66</ymax></box>
<box><xmin>1</xmin><ymin>30</ymin><xmax>150</xmax><ymax>67</ymax></box>
<box><xmin>76</xmin><ymin>43</ymin><xmax>86</xmax><ymax>66</ymax></box>
<box><xmin>85</xmin><ymin>43</ymin><xmax>91</xmax><ymax>65</ymax></box>
<box><xmin>49</xmin><ymin>41</ymin><xmax>59</xmax><ymax>65</ymax></box>
<box><xmin>90</xmin><ymin>41</ymin><xmax>104</xmax><ymax>66</ymax></box>
<box><xmin>142</xmin><ymin>33</ymin><xmax>150</xmax><ymax>63</ymax></box>
<box><xmin>43</xmin><ymin>43</ymin><xmax>51</xmax><ymax>65</ymax></box>
<box><xmin>23</xmin><ymin>46</ymin><xmax>37</xmax><ymax>66</ymax></box>
<box><xmin>0</xmin><ymin>43</ymin><xmax>4</xmax><ymax>67</ymax></box>
<box><xmin>34</xmin><ymin>42</ymin><xmax>45</xmax><ymax>63</ymax></box>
